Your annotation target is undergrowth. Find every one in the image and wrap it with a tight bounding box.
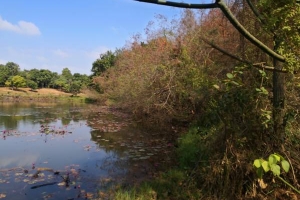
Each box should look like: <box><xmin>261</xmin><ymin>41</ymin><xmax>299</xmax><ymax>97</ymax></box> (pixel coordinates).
<box><xmin>114</xmin><ymin>66</ymin><xmax>300</xmax><ymax>199</ymax></box>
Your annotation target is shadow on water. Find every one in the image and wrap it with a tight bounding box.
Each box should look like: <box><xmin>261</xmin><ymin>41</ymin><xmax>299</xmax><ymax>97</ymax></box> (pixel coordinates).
<box><xmin>0</xmin><ymin>102</ymin><xmax>176</xmax><ymax>199</ymax></box>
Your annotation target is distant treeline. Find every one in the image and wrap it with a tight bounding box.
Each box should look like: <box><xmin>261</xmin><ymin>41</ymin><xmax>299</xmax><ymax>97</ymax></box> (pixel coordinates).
<box><xmin>0</xmin><ymin>62</ymin><xmax>92</xmax><ymax>95</ymax></box>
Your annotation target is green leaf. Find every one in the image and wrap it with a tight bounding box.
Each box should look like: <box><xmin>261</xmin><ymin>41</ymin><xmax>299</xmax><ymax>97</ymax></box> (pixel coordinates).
<box><xmin>268</xmin><ymin>155</ymin><xmax>277</xmax><ymax>165</ymax></box>
<box><xmin>226</xmin><ymin>73</ymin><xmax>234</xmax><ymax>79</ymax></box>
<box><xmin>273</xmin><ymin>154</ymin><xmax>280</xmax><ymax>162</ymax></box>
<box><xmin>256</xmin><ymin>167</ymin><xmax>264</xmax><ymax>179</ymax></box>
<box><xmin>271</xmin><ymin>164</ymin><xmax>281</xmax><ymax>176</ymax></box>
<box><xmin>260</xmin><ymin>87</ymin><xmax>268</xmax><ymax>95</ymax></box>
<box><xmin>274</xmin><ymin>153</ymin><xmax>284</xmax><ymax>161</ymax></box>
<box><xmin>262</xmin><ymin>161</ymin><xmax>270</xmax><ymax>172</ymax></box>
<box><xmin>254</xmin><ymin>159</ymin><xmax>261</xmax><ymax>168</ymax></box>
<box><xmin>281</xmin><ymin>160</ymin><xmax>290</xmax><ymax>173</ymax></box>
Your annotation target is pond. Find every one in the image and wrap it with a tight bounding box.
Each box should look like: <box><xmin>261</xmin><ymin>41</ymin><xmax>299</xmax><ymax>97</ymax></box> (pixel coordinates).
<box><xmin>0</xmin><ymin>102</ymin><xmax>175</xmax><ymax>199</ymax></box>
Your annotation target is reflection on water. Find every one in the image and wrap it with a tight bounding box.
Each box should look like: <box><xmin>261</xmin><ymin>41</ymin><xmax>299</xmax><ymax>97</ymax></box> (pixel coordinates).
<box><xmin>0</xmin><ymin>102</ymin><xmax>127</xmax><ymax>200</ymax></box>
<box><xmin>0</xmin><ymin>102</ymin><xmax>175</xmax><ymax>199</ymax></box>
<box><xmin>0</xmin><ymin>154</ymin><xmax>39</xmax><ymax>169</ymax></box>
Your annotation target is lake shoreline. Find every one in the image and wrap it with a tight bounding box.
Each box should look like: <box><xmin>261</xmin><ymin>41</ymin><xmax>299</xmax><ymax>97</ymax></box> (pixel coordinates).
<box><xmin>0</xmin><ymin>87</ymin><xmax>94</xmax><ymax>103</ymax></box>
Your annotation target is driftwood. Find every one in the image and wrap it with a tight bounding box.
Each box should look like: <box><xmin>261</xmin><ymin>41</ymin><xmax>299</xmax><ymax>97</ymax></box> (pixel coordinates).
<box><xmin>31</xmin><ymin>182</ymin><xmax>58</xmax><ymax>189</ymax></box>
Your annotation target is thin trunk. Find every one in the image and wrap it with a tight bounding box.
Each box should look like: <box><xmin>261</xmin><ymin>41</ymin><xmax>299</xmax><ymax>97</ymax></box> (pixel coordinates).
<box><xmin>273</xmin><ymin>36</ymin><xmax>285</xmax><ymax>142</ymax></box>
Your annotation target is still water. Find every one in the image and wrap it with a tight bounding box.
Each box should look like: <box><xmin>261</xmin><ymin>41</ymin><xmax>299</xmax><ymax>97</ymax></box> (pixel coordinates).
<box><xmin>0</xmin><ymin>102</ymin><xmax>125</xmax><ymax>199</ymax></box>
<box><xmin>0</xmin><ymin>102</ymin><xmax>173</xmax><ymax>199</ymax></box>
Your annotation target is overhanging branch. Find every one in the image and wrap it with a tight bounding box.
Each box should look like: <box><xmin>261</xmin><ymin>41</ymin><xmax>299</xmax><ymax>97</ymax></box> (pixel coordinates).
<box><xmin>134</xmin><ymin>0</ymin><xmax>218</xmax><ymax>9</ymax></box>
<box><xmin>217</xmin><ymin>0</ymin><xmax>285</xmax><ymax>62</ymax></box>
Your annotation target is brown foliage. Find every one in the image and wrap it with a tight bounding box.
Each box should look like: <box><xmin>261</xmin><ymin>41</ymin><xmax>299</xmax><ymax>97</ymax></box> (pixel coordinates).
<box><xmin>93</xmin><ymin>4</ymin><xmax>300</xmax><ymax>199</ymax></box>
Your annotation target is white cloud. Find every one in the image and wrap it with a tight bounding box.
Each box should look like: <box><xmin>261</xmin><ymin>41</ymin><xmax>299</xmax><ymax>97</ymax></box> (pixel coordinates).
<box><xmin>36</xmin><ymin>56</ymin><xmax>47</xmax><ymax>62</ymax></box>
<box><xmin>0</xmin><ymin>16</ymin><xmax>41</xmax><ymax>35</ymax></box>
<box><xmin>53</xmin><ymin>49</ymin><xmax>69</xmax><ymax>58</ymax></box>
<box><xmin>0</xmin><ymin>59</ymin><xmax>7</xmax><ymax>65</ymax></box>
<box><xmin>0</xmin><ymin>154</ymin><xmax>39</xmax><ymax>168</ymax></box>
<box><xmin>85</xmin><ymin>46</ymin><xmax>110</xmax><ymax>60</ymax></box>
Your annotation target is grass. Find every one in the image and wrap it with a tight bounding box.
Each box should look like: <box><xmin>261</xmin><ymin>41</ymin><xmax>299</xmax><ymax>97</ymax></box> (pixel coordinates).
<box><xmin>114</xmin><ymin>184</ymin><xmax>157</xmax><ymax>200</ymax></box>
<box><xmin>114</xmin><ymin>169</ymin><xmax>202</xmax><ymax>200</ymax></box>
<box><xmin>113</xmin><ymin>128</ymin><xmax>207</xmax><ymax>200</ymax></box>
<box><xmin>0</xmin><ymin>87</ymin><xmax>89</xmax><ymax>102</ymax></box>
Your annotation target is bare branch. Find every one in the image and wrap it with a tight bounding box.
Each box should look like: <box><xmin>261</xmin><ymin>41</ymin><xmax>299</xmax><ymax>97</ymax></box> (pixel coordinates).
<box><xmin>134</xmin><ymin>0</ymin><xmax>218</xmax><ymax>9</ymax></box>
<box><xmin>200</xmin><ymin>36</ymin><xmax>251</xmax><ymax>64</ymax></box>
<box><xmin>253</xmin><ymin>63</ymin><xmax>287</xmax><ymax>73</ymax></box>
<box><xmin>200</xmin><ymin>36</ymin><xmax>287</xmax><ymax>73</ymax></box>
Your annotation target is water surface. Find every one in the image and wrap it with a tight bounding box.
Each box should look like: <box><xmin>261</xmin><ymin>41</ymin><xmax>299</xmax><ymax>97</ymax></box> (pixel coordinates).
<box><xmin>0</xmin><ymin>102</ymin><xmax>174</xmax><ymax>199</ymax></box>
<box><xmin>0</xmin><ymin>102</ymin><xmax>124</xmax><ymax>199</ymax></box>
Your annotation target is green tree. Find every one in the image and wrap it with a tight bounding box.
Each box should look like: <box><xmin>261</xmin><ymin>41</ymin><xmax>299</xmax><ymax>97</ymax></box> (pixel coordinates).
<box><xmin>27</xmin><ymin>69</ymin><xmax>40</xmax><ymax>83</ymax></box>
<box><xmin>73</xmin><ymin>73</ymin><xmax>90</xmax><ymax>88</ymax></box>
<box><xmin>5</xmin><ymin>62</ymin><xmax>20</xmax><ymax>77</ymax></box>
<box><xmin>69</xmin><ymin>81</ymin><xmax>81</xmax><ymax>96</ymax></box>
<box><xmin>0</xmin><ymin>64</ymin><xmax>9</xmax><ymax>86</ymax></box>
<box><xmin>91</xmin><ymin>50</ymin><xmax>116</xmax><ymax>76</ymax></box>
<box><xmin>49</xmin><ymin>72</ymin><xmax>59</xmax><ymax>88</ymax></box>
<box><xmin>26</xmin><ymin>79</ymin><xmax>38</xmax><ymax>91</ymax></box>
<box><xmin>62</xmin><ymin>68</ymin><xmax>73</xmax><ymax>81</ymax></box>
<box><xmin>5</xmin><ymin>75</ymin><xmax>26</xmax><ymax>90</ymax></box>
<box><xmin>37</xmin><ymin>69</ymin><xmax>54</xmax><ymax>88</ymax></box>
<box><xmin>53</xmin><ymin>75</ymin><xmax>68</xmax><ymax>91</ymax></box>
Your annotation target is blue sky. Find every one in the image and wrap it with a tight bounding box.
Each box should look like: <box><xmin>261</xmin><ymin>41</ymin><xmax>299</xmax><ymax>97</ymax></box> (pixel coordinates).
<box><xmin>0</xmin><ymin>0</ymin><xmax>189</xmax><ymax>75</ymax></box>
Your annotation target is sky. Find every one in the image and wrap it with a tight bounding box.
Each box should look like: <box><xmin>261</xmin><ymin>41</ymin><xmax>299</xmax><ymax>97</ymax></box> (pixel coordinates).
<box><xmin>0</xmin><ymin>0</ymin><xmax>191</xmax><ymax>75</ymax></box>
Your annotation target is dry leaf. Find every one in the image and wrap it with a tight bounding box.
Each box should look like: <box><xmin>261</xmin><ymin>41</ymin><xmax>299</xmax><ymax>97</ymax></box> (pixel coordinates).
<box><xmin>258</xmin><ymin>178</ymin><xmax>268</xmax><ymax>189</ymax></box>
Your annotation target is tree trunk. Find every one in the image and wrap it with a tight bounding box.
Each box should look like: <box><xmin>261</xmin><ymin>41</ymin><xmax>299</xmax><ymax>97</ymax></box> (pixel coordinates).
<box><xmin>273</xmin><ymin>37</ymin><xmax>285</xmax><ymax>142</ymax></box>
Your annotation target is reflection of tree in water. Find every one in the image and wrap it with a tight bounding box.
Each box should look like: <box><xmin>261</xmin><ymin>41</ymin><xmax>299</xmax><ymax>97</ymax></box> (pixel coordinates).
<box><xmin>88</xmin><ymin>114</ymin><xmax>176</xmax><ymax>187</ymax></box>
<box><xmin>0</xmin><ymin>102</ymin><xmax>89</xmax><ymax>130</ymax></box>
<box><xmin>61</xmin><ymin>117</ymin><xmax>72</xmax><ymax>126</ymax></box>
<box><xmin>0</xmin><ymin>116</ymin><xmax>18</xmax><ymax>130</ymax></box>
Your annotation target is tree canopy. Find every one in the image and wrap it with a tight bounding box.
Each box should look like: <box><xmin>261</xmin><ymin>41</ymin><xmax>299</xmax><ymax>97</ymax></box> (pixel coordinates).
<box><xmin>91</xmin><ymin>51</ymin><xmax>116</xmax><ymax>76</ymax></box>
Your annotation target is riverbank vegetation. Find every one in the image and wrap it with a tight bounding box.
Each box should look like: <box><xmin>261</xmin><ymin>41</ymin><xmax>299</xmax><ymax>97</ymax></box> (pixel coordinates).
<box><xmin>91</xmin><ymin>1</ymin><xmax>300</xmax><ymax>199</ymax></box>
<box><xmin>1</xmin><ymin>0</ymin><xmax>299</xmax><ymax>198</ymax></box>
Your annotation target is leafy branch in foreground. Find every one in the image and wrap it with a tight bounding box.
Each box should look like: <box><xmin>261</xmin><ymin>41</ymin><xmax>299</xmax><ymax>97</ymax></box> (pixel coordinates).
<box><xmin>253</xmin><ymin>153</ymin><xmax>300</xmax><ymax>194</ymax></box>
